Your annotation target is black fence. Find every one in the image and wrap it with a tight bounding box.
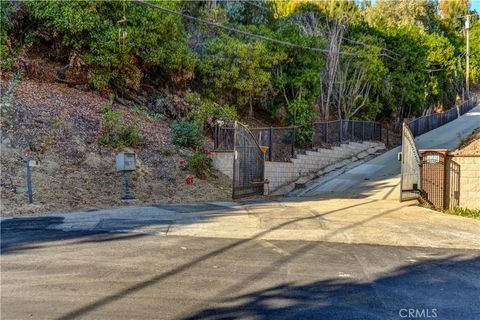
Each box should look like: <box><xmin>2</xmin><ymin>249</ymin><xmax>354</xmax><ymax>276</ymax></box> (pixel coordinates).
<box><xmin>214</xmin><ymin>120</ymin><xmax>382</xmax><ymax>162</ymax></box>
<box><xmin>408</xmin><ymin>96</ymin><xmax>477</xmax><ymax>137</ymax></box>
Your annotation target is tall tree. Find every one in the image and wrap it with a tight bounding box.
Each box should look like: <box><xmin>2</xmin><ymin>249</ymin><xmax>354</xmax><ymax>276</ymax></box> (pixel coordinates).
<box><xmin>439</xmin><ymin>0</ymin><xmax>470</xmax><ymax>32</ymax></box>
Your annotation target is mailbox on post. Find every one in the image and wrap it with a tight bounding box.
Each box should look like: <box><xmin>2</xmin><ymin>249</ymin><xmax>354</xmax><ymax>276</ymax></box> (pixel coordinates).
<box><xmin>116</xmin><ymin>152</ymin><xmax>136</xmax><ymax>172</ymax></box>
<box><xmin>116</xmin><ymin>152</ymin><xmax>136</xmax><ymax>200</ymax></box>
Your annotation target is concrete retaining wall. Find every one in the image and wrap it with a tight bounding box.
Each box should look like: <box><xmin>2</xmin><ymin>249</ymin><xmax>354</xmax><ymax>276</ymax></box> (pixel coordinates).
<box><xmin>212</xmin><ymin>141</ymin><xmax>385</xmax><ymax>195</ymax></box>
<box><xmin>212</xmin><ymin>151</ymin><xmax>233</xmax><ymax>179</ymax></box>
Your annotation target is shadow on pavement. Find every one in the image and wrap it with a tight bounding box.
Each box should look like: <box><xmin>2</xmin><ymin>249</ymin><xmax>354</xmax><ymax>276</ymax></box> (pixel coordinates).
<box><xmin>51</xmin><ymin>199</ymin><xmax>412</xmax><ymax>320</ymax></box>
<box><xmin>1</xmin><ymin>197</ymin><xmax>379</xmax><ymax>255</ymax></box>
<box><xmin>0</xmin><ymin>217</ymin><xmax>146</xmax><ymax>254</ymax></box>
<box><xmin>179</xmin><ymin>255</ymin><xmax>480</xmax><ymax>320</ymax></box>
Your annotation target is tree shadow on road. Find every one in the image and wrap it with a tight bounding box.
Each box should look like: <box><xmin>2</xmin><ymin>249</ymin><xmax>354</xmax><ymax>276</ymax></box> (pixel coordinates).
<box><xmin>178</xmin><ymin>255</ymin><xmax>480</xmax><ymax>320</ymax></box>
<box><xmin>48</xmin><ymin>200</ymin><xmax>424</xmax><ymax>320</ymax></box>
<box><xmin>0</xmin><ymin>216</ymin><xmax>146</xmax><ymax>254</ymax></box>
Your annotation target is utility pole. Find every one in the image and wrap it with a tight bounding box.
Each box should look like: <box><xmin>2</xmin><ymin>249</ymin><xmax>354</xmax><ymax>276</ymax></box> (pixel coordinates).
<box><xmin>464</xmin><ymin>14</ymin><xmax>472</xmax><ymax>99</ymax></box>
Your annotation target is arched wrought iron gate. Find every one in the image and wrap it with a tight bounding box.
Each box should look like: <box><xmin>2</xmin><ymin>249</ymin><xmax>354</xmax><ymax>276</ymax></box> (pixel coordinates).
<box><xmin>233</xmin><ymin>122</ymin><xmax>265</xmax><ymax>199</ymax></box>
<box><xmin>420</xmin><ymin>150</ymin><xmax>447</xmax><ymax>210</ymax></box>
<box><xmin>400</xmin><ymin>122</ymin><xmax>421</xmax><ymax>201</ymax></box>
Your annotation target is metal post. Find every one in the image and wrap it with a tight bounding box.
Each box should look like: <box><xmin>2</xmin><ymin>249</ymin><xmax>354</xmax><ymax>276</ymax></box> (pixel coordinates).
<box><xmin>339</xmin><ymin>120</ymin><xmax>343</xmax><ymax>143</ymax></box>
<box><xmin>121</xmin><ymin>172</ymin><xmax>135</xmax><ymax>200</ymax></box>
<box><xmin>268</xmin><ymin>127</ymin><xmax>273</xmax><ymax>161</ymax></box>
<box><xmin>291</xmin><ymin>126</ymin><xmax>296</xmax><ymax>158</ymax></box>
<box><xmin>465</xmin><ymin>15</ymin><xmax>471</xmax><ymax>99</ymax></box>
<box><xmin>324</xmin><ymin>122</ymin><xmax>328</xmax><ymax>144</ymax></box>
<box><xmin>352</xmin><ymin>121</ymin><xmax>355</xmax><ymax>141</ymax></box>
<box><xmin>214</xmin><ymin>123</ymin><xmax>218</xmax><ymax>149</ymax></box>
<box><xmin>362</xmin><ymin>121</ymin><xmax>365</xmax><ymax>142</ymax></box>
<box><xmin>26</xmin><ymin>160</ymin><xmax>33</xmax><ymax>204</ymax></box>
<box><xmin>386</xmin><ymin>126</ymin><xmax>389</xmax><ymax>146</ymax></box>
<box><xmin>232</xmin><ymin>121</ymin><xmax>237</xmax><ymax>199</ymax></box>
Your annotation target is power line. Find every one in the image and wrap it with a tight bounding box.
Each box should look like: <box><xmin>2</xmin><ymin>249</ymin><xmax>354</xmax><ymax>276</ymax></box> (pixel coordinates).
<box><xmin>132</xmin><ymin>0</ymin><xmax>389</xmax><ymax>58</ymax></box>
<box><xmin>243</xmin><ymin>0</ymin><xmax>273</xmax><ymax>13</ymax></box>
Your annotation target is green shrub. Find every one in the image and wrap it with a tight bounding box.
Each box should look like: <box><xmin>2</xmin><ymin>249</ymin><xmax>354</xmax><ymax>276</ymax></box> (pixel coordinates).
<box><xmin>185</xmin><ymin>92</ymin><xmax>237</xmax><ymax>128</ymax></box>
<box><xmin>170</xmin><ymin>121</ymin><xmax>203</xmax><ymax>149</ymax></box>
<box><xmin>185</xmin><ymin>152</ymin><xmax>212</xmax><ymax>179</ymax></box>
<box><xmin>97</xmin><ymin>108</ymin><xmax>144</xmax><ymax>148</ymax></box>
<box><xmin>26</xmin><ymin>0</ymin><xmax>197</xmax><ymax>90</ymax></box>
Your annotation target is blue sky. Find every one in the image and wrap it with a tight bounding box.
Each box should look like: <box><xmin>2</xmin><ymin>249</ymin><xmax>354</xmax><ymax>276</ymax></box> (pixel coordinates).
<box><xmin>472</xmin><ymin>0</ymin><xmax>480</xmax><ymax>14</ymax></box>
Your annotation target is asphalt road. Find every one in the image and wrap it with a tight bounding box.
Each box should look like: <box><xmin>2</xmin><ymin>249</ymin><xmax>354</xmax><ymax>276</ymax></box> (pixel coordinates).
<box><xmin>2</xmin><ymin>215</ymin><xmax>480</xmax><ymax>320</ymax></box>
<box><xmin>297</xmin><ymin>104</ymin><xmax>480</xmax><ymax>198</ymax></box>
<box><xmin>2</xmin><ymin>106</ymin><xmax>480</xmax><ymax>320</ymax></box>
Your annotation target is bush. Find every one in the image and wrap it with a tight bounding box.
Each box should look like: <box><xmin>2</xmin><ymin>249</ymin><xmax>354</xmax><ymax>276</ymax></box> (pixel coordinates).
<box><xmin>184</xmin><ymin>152</ymin><xmax>212</xmax><ymax>179</ymax></box>
<box><xmin>185</xmin><ymin>92</ymin><xmax>237</xmax><ymax>129</ymax></box>
<box><xmin>97</xmin><ymin>108</ymin><xmax>144</xmax><ymax>148</ymax></box>
<box><xmin>25</xmin><ymin>0</ymin><xmax>197</xmax><ymax>90</ymax></box>
<box><xmin>170</xmin><ymin>121</ymin><xmax>203</xmax><ymax>149</ymax></box>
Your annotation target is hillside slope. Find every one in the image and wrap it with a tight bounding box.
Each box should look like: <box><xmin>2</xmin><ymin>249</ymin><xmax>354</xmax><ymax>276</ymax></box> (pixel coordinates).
<box><xmin>0</xmin><ymin>75</ymin><xmax>231</xmax><ymax>216</ymax></box>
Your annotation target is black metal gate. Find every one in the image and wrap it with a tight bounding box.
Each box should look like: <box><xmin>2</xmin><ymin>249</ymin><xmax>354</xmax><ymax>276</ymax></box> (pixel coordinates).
<box><xmin>233</xmin><ymin>122</ymin><xmax>265</xmax><ymax>199</ymax></box>
<box><xmin>420</xmin><ymin>150</ymin><xmax>447</xmax><ymax>210</ymax></box>
<box><xmin>400</xmin><ymin>122</ymin><xmax>421</xmax><ymax>201</ymax></box>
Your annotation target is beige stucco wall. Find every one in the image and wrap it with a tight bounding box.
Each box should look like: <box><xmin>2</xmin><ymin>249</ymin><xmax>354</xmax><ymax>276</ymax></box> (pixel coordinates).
<box><xmin>212</xmin><ymin>151</ymin><xmax>233</xmax><ymax>179</ymax></box>
<box><xmin>447</xmin><ymin>156</ymin><xmax>480</xmax><ymax>209</ymax></box>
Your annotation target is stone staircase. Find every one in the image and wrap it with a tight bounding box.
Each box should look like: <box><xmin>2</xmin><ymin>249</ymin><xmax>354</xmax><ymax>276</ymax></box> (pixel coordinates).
<box><xmin>212</xmin><ymin>141</ymin><xmax>386</xmax><ymax>196</ymax></box>
<box><xmin>290</xmin><ymin>142</ymin><xmax>381</xmax><ymax>175</ymax></box>
<box><xmin>267</xmin><ymin>141</ymin><xmax>386</xmax><ymax>195</ymax></box>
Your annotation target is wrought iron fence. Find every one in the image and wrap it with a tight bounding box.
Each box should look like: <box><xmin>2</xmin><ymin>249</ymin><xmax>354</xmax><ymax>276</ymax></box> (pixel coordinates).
<box><xmin>214</xmin><ymin>120</ymin><xmax>382</xmax><ymax>162</ymax></box>
<box><xmin>458</xmin><ymin>96</ymin><xmax>478</xmax><ymax>115</ymax></box>
<box><xmin>312</xmin><ymin>120</ymin><xmax>382</xmax><ymax>147</ymax></box>
<box><xmin>408</xmin><ymin>96</ymin><xmax>477</xmax><ymax>137</ymax></box>
<box><xmin>213</xmin><ymin>123</ymin><xmax>234</xmax><ymax>151</ymax></box>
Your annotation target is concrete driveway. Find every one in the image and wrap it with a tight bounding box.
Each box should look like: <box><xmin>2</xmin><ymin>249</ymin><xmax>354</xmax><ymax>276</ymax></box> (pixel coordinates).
<box><xmin>296</xmin><ymin>104</ymin><xmax>480</xmax><ymax>199</ymax></box>
<box><xmin>2</xmin><ymin>205</ymin><xmax>480</xmax><ymax>320</ymax></box>
<box><xmin>2</xmin><ymin>196</ymin><xmax>480</xmax><ymax>252</ymax></box>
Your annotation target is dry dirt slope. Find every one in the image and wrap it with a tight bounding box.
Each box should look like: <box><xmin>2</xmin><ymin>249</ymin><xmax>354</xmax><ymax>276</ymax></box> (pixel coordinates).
<box><xmin>0</xmin><ymin>76</ymin><xmax>231</xmax><ymax>216</ymax></box>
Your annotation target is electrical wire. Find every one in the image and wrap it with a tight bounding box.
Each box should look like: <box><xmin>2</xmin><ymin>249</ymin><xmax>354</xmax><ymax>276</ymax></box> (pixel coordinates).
<box><xmin>132</xmin><ymin>0</ymin><xmax>390</xmax><ymax>58</ymax></box>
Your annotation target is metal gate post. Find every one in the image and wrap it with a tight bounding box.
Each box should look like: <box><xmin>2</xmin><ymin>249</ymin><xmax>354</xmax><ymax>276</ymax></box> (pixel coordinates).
<box><xmin>339</xmin><ymin>120</ymin><xmax>343</xmax><ymax>143</ymax></box>
<box><xmin>268</xmin><ymin>127</ymin><xmax>273</xmax><ymax>161</ymax></box>
<box><xmin>214</xmin><ymin>123</ymin><xmax>219</xmax><ymax>149</ymax></box>
<box><xmin>362</xmin><ymin>121</ymin><xmax>365</xmax><ymax>142</ymax></box>
<box><xmin>350</xmin><ymin>120</ymin><xmax>355</xmax><ymax>141</ymax></box>
<box><xmin>232</xmin><ymin>122</ymin><xmax>237</xmax><ymax>199</ymax></box>
<box><xmin>291</xmin><ymin>126</ymin><xmax>296</xmax><ymax>158</ymax></box>
<box><xmin>324</xmin><ymin>122</ymin><xmax>328</xmax><ymax>144</ymax></box>
<box><xmin>26</xmin><ymin>160</ymin><xmax>33</xmax><ymax>204</ymax></box>
<box><xmin>443</xmin><ymin>153</ymin><xmax>448</xmax><ymax>210</ymax></box>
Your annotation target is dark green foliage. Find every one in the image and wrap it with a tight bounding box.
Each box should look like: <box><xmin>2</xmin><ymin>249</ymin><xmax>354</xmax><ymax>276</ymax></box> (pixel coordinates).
<box><xmin>25</xmin><ymin>0</ymin><xmax>196</xmax><ymax>90</ymax></box>
<box><xmin>198</xmin><ymin>31</ymin><xmax>286</xmax><ymax>116</ymax></box>
<box><xmin>170</xmin><ymin>121</ymin><xmax>203</xmax><ymax>149</ymax></box>
<box><xmin>185</xmin><ymin>92</ymin><xmax>237</xmax><ymax>129</ymax></box>
<box><xmin>185</xmin><ymin>151</ymin><xmax>212</xmax><ymax>179</ymax></box>
<box><xmin>470</xmin><ymin>20</ymin><xmax>480</xmax><ymax>85</ymax></box>
<box><xmin>2</xmin><ymin>0</ymin><xmax>477</xmax><ymax>127</ymax></box>
<box><xmin>0</xmin><ymin>1</ymin><xmax>17</xmax><ymax>70</ymax></box>
<box><xmin>97</xmin><ymin>108</ymin><xmax>144</xmax><ymax>148</ymax></box>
